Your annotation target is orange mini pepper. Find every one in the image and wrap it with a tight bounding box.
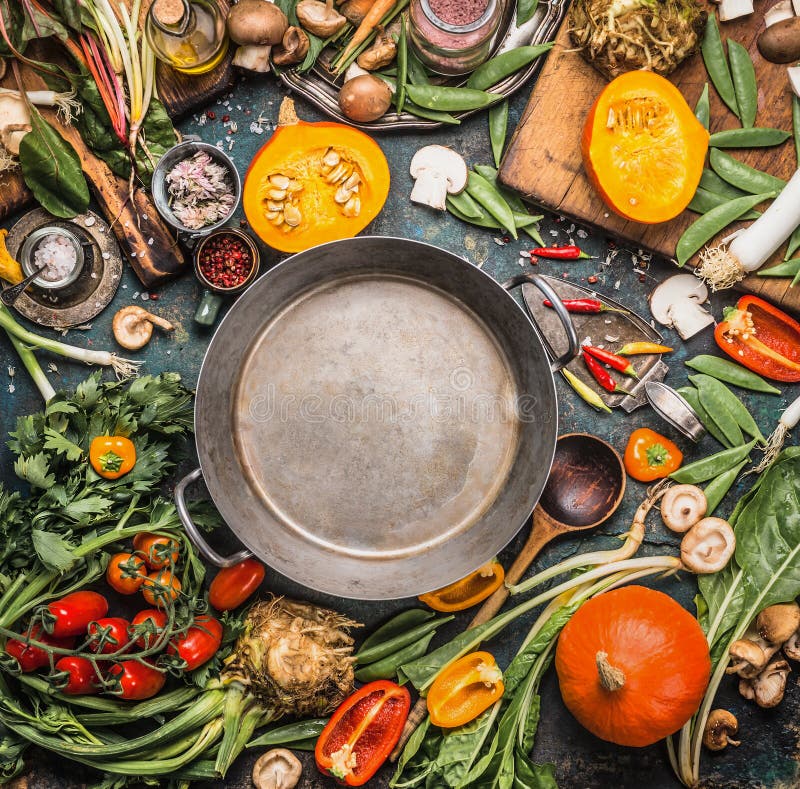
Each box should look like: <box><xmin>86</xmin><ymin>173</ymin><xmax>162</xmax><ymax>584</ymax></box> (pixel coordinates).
<box><xmin>624</xmin><ymin>427</ymin><xmax>682</xmax><ymax>482</ymax></box>
<box><xmin>89</xmin><ymin>435</ymin><xmax>136</xmax><ymax>479</ymax></box>
<box><xmin>427</xmin><ymin>651</ymin><xmax>505</xmax><ymax>728</ymax></box>
<box><xmin>418</xmin><ymin>561</ymin><xmax>505</xmax><ymax>613</ymax></box>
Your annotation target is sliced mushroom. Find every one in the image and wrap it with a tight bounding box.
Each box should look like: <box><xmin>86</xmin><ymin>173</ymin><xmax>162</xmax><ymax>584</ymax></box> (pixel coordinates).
<box><xmin>112</xmin><ymin>306</ymin><xmax>174</xmax><ymax>351</ymax></box>
<box><xmin>252</xmin><ymin>748</ymin><xmax>302</xmax><ymax>789</ymax></box>
<box><xmin>680</xmin><ymin>516</ymin><xmax>735</xmax><ymax>574</ymax></box>
<box><xmin>702</xmin><ymin>709</ymin><xmax>741</xmax><ymax>751</ymax></box>
<box><xmin>409</xmin><ymin>145</ymin><xmax>469</xmax><ymax>211</ymax></box>
<box><xmin>727</xmin><ymin>626</ymin><xmax>780</xmax><ymax>678</ymax></box>
<box><xmin>356</xmin><ymin>26</ymin><xmax>397</xmax><ymax>70</ymax></box>
<box><xmin>757</xmin><ymin>602</ymin><xmax>800</xmax><ymax>645</ymax></box>
<box><xmin>749</xmin><ymin>655</ymin><xmax>791</xmax><ymax>708</ymax></box>
<box><xmin>765</xmin><ymin>0</ymin><xmax>796</xmax><ymax>27</ymax></box>
<box><xmin>649</xmin><ymin>274</ymin><xmax>714</xmax><ymax>340</ymax></box>
<box><xmin>661</xmin><ymin>484</ymin><xmax>707</xmax><ymax>533</ymax></box>
<box><xmin>719</xmin><ymin>0</ymin><xmax>754</xmax><ymax>21</ymax></box>
<box><xmin>272</xmin><ymin>26</ymin><xmax>310</xmax><ymax>65</ymax></box>
<box><xmin>296</xmin><ymin>0</ymin><xmax>347</xmax><ymax>37</ymax></box>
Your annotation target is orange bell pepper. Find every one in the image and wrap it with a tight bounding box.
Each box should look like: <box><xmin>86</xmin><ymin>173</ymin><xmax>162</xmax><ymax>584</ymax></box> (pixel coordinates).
<box><xmin>715</xmin><ymin>295</ymin><xmax>800</xmax><ymax>383</ymax></box>
<box><xmin>427</xmin><ymin>651</ymin><xmax>505</xmax><ymax>728</ymax></box>
<box><xmin>418</xmin><ymin>561</ymin><xmax>505</xmax><ymax>612</ymax></box>
<box><xmin>624</xmin><ymin>428</ymin><xmax>682</xmax><ymax>482</ymax></box>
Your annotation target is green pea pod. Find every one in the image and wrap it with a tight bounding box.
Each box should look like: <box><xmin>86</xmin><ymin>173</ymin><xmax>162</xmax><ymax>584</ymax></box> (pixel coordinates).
<box><xmin>687</xmin><ymin>186</ymin><xmax>760</xmax><ymax>220</ymax></box>
<box><xmin>699</xmin><ymin>168</ymin><xmax>748</xmax><ymax>200</ymax></box>
<box><xmin>669</xmin><ymin>440</ymin><xmax>756</xmax><ymax>484</ymax></box>
<box><xmin>684</xmin><ymin>355</ymin><xmax>781</xmax><ymax>394</ymax></box>
<box><xmin>676</xmin><ymin>386</ymin><xmax>731</xmax><ymax>447</ymax></box>
<box><xmin>466</xmin><ymin>170</ymin><xmax>517</xmax><ymax>238</ymax></box>
<box><xmin>701</xmin><ymin>16</ymin><xmax>739</xmax><ymax>118</ymax></box>
<box><xmin>708</xmin><ymin>128</ymin><xmax>791</xmax><ymax>148</ymax></box>
<box><xmin>793</xmin><ymin>94</ymin><xmax>800</xmax><ymax>164</ymax></box>
<box><xmin>405</xmin><ymin>83</ymin><xmax>503</xmax><ymax>112</ymax></box>
<box><xmin>403</xmin><ymin>101</ymin><xmax>461</xmax><ymax>125</ymax></box>
<box><xmin>562</xmin><ymin>369</ymin><xmax>611</xmax><ymax>413</ymax></box>
<box><xmin>690</xmin><ymin>373</ymin><xmax>765</xmax><ymax>444</ymax></box>
<box><xmin>355</xmin><ymin>614</ymin><xmax>453</xmax><ymax>664</ymax></box>
<box><xmin>447</xmin><ymin>189</ymin><xmax>484</xmax><ymax>219</ymax></box>
<box><xmin>355</xmin><ymin>632</ymin><xmax>436</xmax><ymax>682</ymax></box>
<box><xmin>247</xmin><ymin>718</ymin><xmax>328</xmax><ymax>748</ymax></box>
<box><xmin>786</xmin><ymin>224</ymin><xmax>800</xmax><ymax>262</ymax></box>
<box><xmin>691</xmin><ymin>375</ymin><xmax>744</xmax><ymax>447</ymax></box>
<box><xmin>358</xmin><ymin>608</ymin><xmax>434</xmax><ymax>656</ymax></box>
<box><xmin>757</xmin><ymin>258</ymin><xmax>800</xmax><ymax>278</ymax></box>
<box><xmin>517</xmin><ymin>0</ymin><xmax>539</xmax><ymax>25</ymax></box>
<box><xmin>709</xmin><ymin>149</ymin><xmax>786</xmax><ymax>194</ymax></box>
<box><xmin>489</xmin><ymin>100</ymin><xmax>509</xmax><ymax>168</ymax></box>
<box><xmin>520</xmin><ymin>220</ymin><xmax>544</xmax><ymax>246</ymax></box>
<box><xmin>727</xmin><ymin>40</ymin><xmax>757</xmax><ymax>129</ymax></box>
<box><xmin>395</xmin><ymin>15</ymin><xmax>408</xmax><ymax>114</ymax></box>
<box><xmin>407</xmin><ymin>49</ymin><xmax>430</xmax><ymax>85</ymax></box>
<box><xmin>703</xmin><ymin>459</ymin><xmax>748</xmax><ymax>515</ymax></box>
<box><xmin>675</xmin><ymin>192</ymin><xmax>774</xmax><ymax>266</ymax></box>
<box><xmin>466</xmin><ymin>44</ymin><xmax>554</xmax><ymax>91</ymax></box>
<box><xmin>471</xmin><ymin>164</ymin><xmax>533</xmax><ymax>217</ymax></box>
<box><xmin>447</xmin><ymin>200</ymin><xmax>502</xmax><ymax>229</ymax></box>
<box><xmin>694</xmin><ymin>83</ymin><xmax>710</xmax><ymax>130</ymax></box>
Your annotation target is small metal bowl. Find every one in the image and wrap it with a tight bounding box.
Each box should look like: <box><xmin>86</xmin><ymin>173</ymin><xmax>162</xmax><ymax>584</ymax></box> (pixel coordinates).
<box><xmin>20</xmin><ymin>226</ymin><xmax>85</xmax><ymax>290</ymax></box>
<box><xmin>151</xmin><ymin>141</ymin><xmax>241</xmax><ymax>236</ymax></box>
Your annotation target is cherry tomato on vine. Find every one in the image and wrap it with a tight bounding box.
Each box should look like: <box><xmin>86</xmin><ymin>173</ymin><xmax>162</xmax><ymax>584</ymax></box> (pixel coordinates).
<box><xmin>106</xmin><ymin>552</ymin><xmax>147</xmax><ymax>595</ymax></box>
<box><xmin>47</xmin><ymin>591</ymin><xmax>109</xmax><ymax>638</ymax></box>
<box><xmin>54</xmin><ymin>656</ymin><xmax>99</xmax><ymax>695</ymax></box>
<box><xmin>133</xmin><ymin>533</ymin><xmax>180</xmax><ymax>570</ymax></box>
<box><xmin>109</xmin><ymin>660</ymin><xmax>166</xmax><ymax>700</ymax></box>
<box><xmin>88</xmin><ymin>617</ymin><xmax>131</xmax><ymax>655</ymax></box>
<box><xmin>141</xmin><ymin>569</ymin><xmax>182</xmax><ymax>607</ymax></box>
<box><xmin>5</xmin><ymin>626</ymin><xmax>75</xmax><ymax>673</ymax></box>
<box><xmin>208</xmin><ymin>559</ymin><xmax>266</xmax><ymax>611</ymax></box>
<box><xmin>130</xmin><ymin>609</ymin><xmax>169</xmax><ymax>649</ymax></box>
<box><xmin>89</xmin><ymin>435</ymin><xmax>136</xmax><ymax>479</ymax></box>
<box><xmin>168</xmin><ymin>615</ymin><xmax>223</xmax><ymax>671</ymax></box>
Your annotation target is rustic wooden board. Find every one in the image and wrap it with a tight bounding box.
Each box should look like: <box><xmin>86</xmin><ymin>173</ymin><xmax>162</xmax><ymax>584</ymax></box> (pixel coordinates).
<box><xmin>499</xmin><ymin>1</ymin><xmax>800</xmax><ymax>314</ymax></box>
<box><xmin>0</xmin><ymin>0</ymin><xmax>235</xmax><ymax>223</ymax></box>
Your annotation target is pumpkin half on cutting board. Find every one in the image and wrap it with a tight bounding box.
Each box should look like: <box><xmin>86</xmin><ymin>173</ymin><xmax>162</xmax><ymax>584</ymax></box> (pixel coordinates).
<box><xmin>243</xmin><ymin>99</ymin><xmax>390</xmax><ymax>252</ymax></box>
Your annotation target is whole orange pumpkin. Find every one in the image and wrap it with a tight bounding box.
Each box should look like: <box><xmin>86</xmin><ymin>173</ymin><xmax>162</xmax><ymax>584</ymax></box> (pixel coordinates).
<box><xmin>555</xmin><ymin>585</ymin><xmax>710</xmax><ymax>747</ymax></box>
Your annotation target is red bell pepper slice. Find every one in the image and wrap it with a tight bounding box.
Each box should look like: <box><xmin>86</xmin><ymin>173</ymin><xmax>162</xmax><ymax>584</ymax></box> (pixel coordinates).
<box><xmin>315</xmin><ymin>680</ymin><xmax>411</xmax><ymax>786</ymax></box>
<box><xmin>714</xmin><ymin>295</ymin><xmax>800</xmax><ymax>382</ymax></box>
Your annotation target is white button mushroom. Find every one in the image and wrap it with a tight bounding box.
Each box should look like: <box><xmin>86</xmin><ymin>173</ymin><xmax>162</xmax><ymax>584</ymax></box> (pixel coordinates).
<box><xmin>648</xmin><ymin>274</ymin><xmax>715</xmax><ymax>340</ymax></box>
<box><xmin>409</xmin><ymin>145</ymin><xmax>469</xmax><ymax>212</ymax></box>
<box><xmin>680</xmin><ymin>516</ymin><xmax>735</xmax><ymax>574</ymax></box>
<box><xmin>660</xmin><ymin>484</ymin><xmax>707</xmax><ymax>533</ymax></box>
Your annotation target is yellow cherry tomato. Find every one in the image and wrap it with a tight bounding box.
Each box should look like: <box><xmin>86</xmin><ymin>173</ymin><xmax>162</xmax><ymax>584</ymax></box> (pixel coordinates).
<box><xmin>89</xmin><ymin>435</ymin><xmax>136</xmax><ymax>479</ymax></box>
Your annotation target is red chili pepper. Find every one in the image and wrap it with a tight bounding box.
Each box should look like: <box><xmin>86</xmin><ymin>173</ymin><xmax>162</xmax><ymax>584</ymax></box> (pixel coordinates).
<box><xmin>542</xmin><ymin>298</ymin><xmax>621</xmax><ymax>314</ymax></box>
<box><xmin>582</xmin><ymin>351</ymin><xmax>631</xmax><ymax>394</ymax></box>
<box><xmin>315</xmin><ymin>680</ymin><xmax>410</xmax><ymax>786</ymax></box>
<box><xmin>583</xmin><ymin>345</ymin><xmax>638</xmax><ymax>378</ymax></box>
<box><xmin>530</xmin><ymin>245</ymin><xmax>591</xmax><ymax>260</ymax></box>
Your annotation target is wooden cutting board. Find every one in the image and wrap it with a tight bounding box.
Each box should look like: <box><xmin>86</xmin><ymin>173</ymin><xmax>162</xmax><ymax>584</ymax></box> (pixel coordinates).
<box><xmin>499</xmin><ymin>1</ymin><xmax>800</xmax><ymax>314</ymax></box>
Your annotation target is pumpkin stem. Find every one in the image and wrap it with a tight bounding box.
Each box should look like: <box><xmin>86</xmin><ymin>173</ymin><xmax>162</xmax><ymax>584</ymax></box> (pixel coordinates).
<box><xmin>596</xmin><ymin>651</ymin><xmax>626</xmax><ymax>692</ymax></box>
<box><xmin>278</xmin><ymin>97</ymin><xmax>300</xmax><ymax>127</ymax></box>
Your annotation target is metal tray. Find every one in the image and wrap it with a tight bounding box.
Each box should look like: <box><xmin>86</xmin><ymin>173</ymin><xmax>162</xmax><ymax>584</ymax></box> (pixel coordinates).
<box><xmin>277</xmin><ymin>0</ymin><xmax>568</xmax><ymax>131</ymax></box>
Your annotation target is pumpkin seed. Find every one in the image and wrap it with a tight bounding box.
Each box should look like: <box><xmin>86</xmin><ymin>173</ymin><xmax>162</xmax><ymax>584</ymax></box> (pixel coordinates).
<box><xmin>269</xmin><ymin>174</ymin><xmax>291</xmax><ymax>189</ymax></box>
<box><xmin>283</xmin><ymin>204</ymin><xmax>302</xmax><ymax>227</ymax></box>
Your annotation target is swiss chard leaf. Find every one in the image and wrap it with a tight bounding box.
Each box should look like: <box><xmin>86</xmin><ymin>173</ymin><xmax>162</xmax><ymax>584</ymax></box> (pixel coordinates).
<box><xmin>437</xmin><ymin>704</ymin><xmax>501</xmax><ymax>788</ymax></box>
<box><xmin>513</xmin><ymin>745</ymin><xmax>557</xmax><ymax>789</ymax></box>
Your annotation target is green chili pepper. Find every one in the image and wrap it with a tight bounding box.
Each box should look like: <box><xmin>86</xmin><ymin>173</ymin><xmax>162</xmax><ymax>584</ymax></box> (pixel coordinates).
<box><xmin>355</xmin><ymin>632</ymin><xmax>436</xmax><ymax>682</ymax></box>
<box><xmin>709</xmin><ymin>149</ymin><xmax>786</xmax><ymax>194</ymax></box>
<box><xmin>701</xmin><ymin>16</ymin><xmax>739</xmax><ymax>118</ymax></box>
<box><xmin>694</xmin><ymin>83</ymin><xmax>710</xmax><ymax>130</ymax></box>
<box><xmin>699</xmin><ymin>168</ymin><xmax>748</xmax><ymax>200</ymax></box>
<box><xmin>690</xmin><ymin>373</ymin><xmax>765</xmax><ymax>444</ymax></box>
<box><xmin>407</xmin><ymin>49</ymin><xmax>429</xmax><ymax>86</ymax></box>
<box><xmin>709</xmin><ymin>128</ymin><xmax>791</xmax><ymax>148</ymax></box>
<box><xmin>403</xmin><ymin>101</ymin><xmax>461</xmax><ymax>124</ymax></box>
<box><xmin>703</xmin><ymin>459</ymin><xmax>747</xmax><ymax>515</ymax></box>
<box><xmin>669</xmin><ymin>440</ymin><xmax>756</xmax><ymax>484</ymax></box>
<box><xmin>692</xmin><ymin>376</ymin><xmax>744</xmax><ymax>447</ymax></box>
<box><xmin>676</xmin><ymin>386</ymin><xmax>732</xmax><ymax>448</ymax></box>
<box><xmin>395</xmin><ymin>15</ymin><xmax>408</xmax><ymax>114</ymax></box>
<box><xmin>727</xmin><ymin>40</ymin><xmax>757</xmax><ymax>129</ymax></box>
<box><xmin>355</xmin><ymin>615</ymin><xmax>453</xmax><ymax>664</ymax></box>
<box><xmin>687</xmin><ymin>187</ymin><xmax>760</xmax><ymax>219</ymax></box>
<box><xmin>405</xmin><ymin>83</ymin><xmax>503</xmax><ymax>112</ymax></box>
<box><xmin>517</xmin><ymin>0</ymin><xmax>539</xmax><ymax>25</ymax></box>
<box><xmin>562</xmin><ymin>369</ymin><xmax>611</xmax><ymax>413</ymax></box>
<box><xmin>675</xmin><ymin>192</ymin><xmax>774</xmax><ymax>266</ymax></box>
<box><xmin>466</xmin><ymin>170</ymin><xmax>517</xmax><ymax>238</ymax></box>
<box><xmin>489</xmin><ymin>99</ymin><xmax>509</xmax><ymax>168</ymax></box>
<box><xmin>357</xmin><ymin>608</ymin><xmax>434</xmax><ymax>656</ymax></box>
<box><xmin>466</xmin><ymin>43</ymin><xmax>554</xmax><ymax>91</ymax></box>
<box><xmin>447</xmin><ymin>189</ymin><xmax>484</xmax><ymax>219</ymax></box>
<box><xmin>757</xmin><ymin>258</ymin><xmax>800</xmax><ymax>278</ymax></box>
<box><xmin>684</xmin><ymin>355</ymin><xmax>782</xmax><ymax>394</ymax></box>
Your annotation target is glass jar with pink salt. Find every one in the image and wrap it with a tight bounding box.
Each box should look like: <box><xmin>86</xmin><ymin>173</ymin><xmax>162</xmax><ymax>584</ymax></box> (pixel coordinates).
<box><xmin>408</xmin><ymin>0</ymin><xmax>502</xmax><ymax>76</ymax></box>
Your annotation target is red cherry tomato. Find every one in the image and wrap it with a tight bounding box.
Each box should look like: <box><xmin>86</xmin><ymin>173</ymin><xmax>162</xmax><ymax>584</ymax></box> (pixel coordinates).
<box><xmin>5</xmin><ymin>625</ymin><xmax>75</xmax><ymax>672</ymax></box>
<box><xmin>106</xmin><ymin>553</ymin><xmax>147</xmax><ymax>595</ymax></box>
<box><xmin>47</xmin><ymin>591</ymin><xmax>109</xmax><ymax>638</ymax></box>
<box><xmin>54</xmin><ymin>656</ymin><xmax>99</xmax><ymax>695</ymax></box>
<box><xmin>109</xmin><ymin>660</ymin><xmax>166</xmax><ymax>700</ymax></box>
<box><xmin>208</xmin><ymin>559</ymin><xmax>266</xmax><ymax>611</ymax></box>
<box><xmin>133</xmin><ymin>533</ymin><xmax>180</xmax><ymax>570</ymax></box>
<box><xmin>168</xmin><ymin>615</ymin><xmax>223</xmax><ymax>671</ymax></box>
<box><xmin>130</xmin><ymin>609</ymin><xmax>169</xmax><ymax>649</ymax></box>
<box><xmin>87</xmin><ymin>617</ymin><xmax>131</xmax><ymax>655</ymax></box>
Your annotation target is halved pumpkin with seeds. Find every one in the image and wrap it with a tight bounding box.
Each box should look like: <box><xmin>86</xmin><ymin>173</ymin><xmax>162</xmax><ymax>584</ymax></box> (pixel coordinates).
<box><xmin>581</xmin><ymin>71</ymin><xmax>709</xmax><ymax>224</ymax></box>
<box><xmin>243</xmin><ymin>98</ymin><xmax>390</xmax><ymax>252</ymax></box>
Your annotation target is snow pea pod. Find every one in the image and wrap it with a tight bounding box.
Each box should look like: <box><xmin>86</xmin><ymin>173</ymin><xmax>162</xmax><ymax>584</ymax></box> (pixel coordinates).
<box><xmin>786</xmin><ymin>224</ymin><xmax>800</xmax><ymax>262</ymax></box>
<box><xmin>247</xmin><ymin>719</ymin><xmax>328</xmax><ymax>748</ymax></box>
<box><xmin>669</xmin><ymin>440</ymin><xmax>756</xmax><ymax>484</ymax></box>
<box><xmin>676</xmin><ymin>386</ymin><xmax>731</xmax><ymax>447</ymax></box>
<box><xmin>355</xmin><ymin>632</ymin><xmax>436</xmax><ymax>682</ymax></box>
<box><xmin>447</xmin><ymin>199</ymin><xmax>541</xmax><ymax>232</ymax></box>
<box><xmin>395</xmin><ymin>15</ymin><xmax>407</xmax><ymax>114</ymax></box>
<box><xmin>757</xmin><ymin>258</ymin><xmax>800</xmax><ymax>278</ymax></box>
<box><xmin>727</xmin><ymin>40</ymin><xmax>757</xmax><ymax>129</ymax></box>
<box><xmin>407</xmin><ymin>49</ymin><xmax>429</xmax><ymax>85</ymax></box>
<box><xmin>687</xmin><ymin>186</ymin><xmax>760</xmax><ymax>219</ymax></box>
<box><xmin>448</xmin><ymin>201</ymin><xmax>501</xmax><ymax>229</ymax></box>
<box><xmin>709</xmin><ymin>149</ymin><xmax>786</xmax><ymax>194</ymax></box>
<box><xmin>356</xmin><ymin>614</ymin><xmax>453</xmax><ymax>664</ymax></box>
<box><xmin>466</xmin><ymin>43</ymin><xmax>554</xmax><ymax>91</ymax></box>
<box><xmin>675</xmin><ymin>192</ymin><xmax>773</xmax><ymax>266</ymax></box>
<box><xmin>703</xmin><ymin>459</ymin><xmax>747</xmax><ymax>515</ymax></box>
<box><xmin>405</xmin><ymin>83</ymin><xmax>502</xmax><ymax>111</ymax></box>
<box><xmin>691</xmin><ymin>375</ymin><xmax>745</xmax><ymax>447</ymax></box>
<box><xmin>684</xmin><ymin>354</ymin><xmax>781</xmax><ymax>394</ymax></box>
<box><xmin>358</xmin><ymin>608</ymin><xmax>434</xmax><ymax>656</ymax></box>
<box><xmin>447</xmin><ymin>189</ymin><xmax>484</xmax><ymax>219</ymax></box>
<box><xmin>404</xmin><ymin>101</ymin><xmax>461</xmax><ymax>124</ymax></box>
<box><xmin>489</xmin><ymin>99</ymin><xmax>509</xmax><ymax>168</ymax></box>
<box><xmin>700</xmin><ymin>167</ymin><xmax>747</xmax><ymax>200</ymax></box>
<box><xmin>701</xmin><ymin>16</ymin><xmax>739</xmax><ymax>118</ymax></box>
<box><xmin>517</xmin><ymin>0</ymin><xmax>539</xmax><ymax>25</ymax></box>
<box><xmin>708</xmin><ymin>128</ymin><xmax>791</xmax><ymax>148</ymax></box>
<box><xmin>466</xmin><ymin>170</ymin><xmax>517</xmax><ymax>238</ymax></box>
<box><xmin>690</xmin><ymin>373</ymin><xmax>765</xmax><ymax>444</ymax></box>
<box><xmin>694</xmin><ymin>83</ymin><xmax>710</xmax><ymax>130</ymax></box>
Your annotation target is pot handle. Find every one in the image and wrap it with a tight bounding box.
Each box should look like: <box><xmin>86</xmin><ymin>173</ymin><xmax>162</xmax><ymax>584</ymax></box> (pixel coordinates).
<box><xmin>174</xmin><ymin>467</ymin><xmax>253</xmax><ymax>568</ymax></box>
<box><xmin>502</xmin><ymin>273</ymin><xmax>580</xmax><ymax>372</ymax></box>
